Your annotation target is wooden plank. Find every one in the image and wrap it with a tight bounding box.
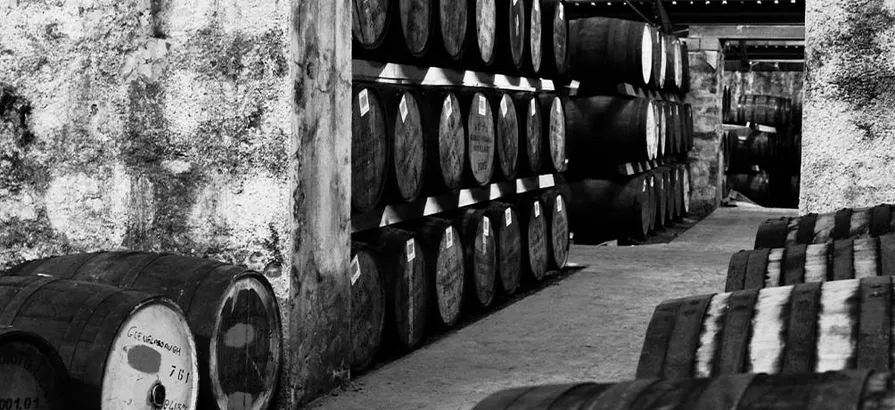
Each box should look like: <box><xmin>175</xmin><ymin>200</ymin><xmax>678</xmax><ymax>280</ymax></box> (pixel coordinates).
<box><xmin>351</xmin><ymin>174</ymin><xmax>558</xmax><ymax>233</ymax></box>
<box><xmin>289</xmin><ymin>0</ymin><xmax>351</xmax><ymax>406</ymax></box>
<box><xmin>352</xmin><ymin>60</ymin><xmax>556</xmax><ymax>91</ymax></box>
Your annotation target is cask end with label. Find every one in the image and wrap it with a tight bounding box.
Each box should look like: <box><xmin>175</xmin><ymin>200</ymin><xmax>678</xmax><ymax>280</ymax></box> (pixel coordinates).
<box><xmin>349</xmin><ymin>242</ymin><xmax>386</xmax><ymax>372</ymax></box>
<box><xmin>0</xmin><ymin>327</ymin><xmax>69</xmax><ymax>410</ymax></box>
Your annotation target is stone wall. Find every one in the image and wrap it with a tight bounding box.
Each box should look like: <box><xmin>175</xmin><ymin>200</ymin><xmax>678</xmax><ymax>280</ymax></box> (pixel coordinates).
<box><xmin>803</xmin><ymin>0</ymin><xmax>895</xmax><ymax>214</ymax></box>
<box><xmin>684</xmin><ymin>39</ymin><xmax>724</xmax><ymax>216</ymax></box>
<box><xmin>0</xmin><ymin>0</ymin><xmax>291</xmax><ymax>284</ymax></box>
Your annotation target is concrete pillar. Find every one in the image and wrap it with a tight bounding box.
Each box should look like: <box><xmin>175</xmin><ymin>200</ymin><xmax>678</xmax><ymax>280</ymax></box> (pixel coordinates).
<box><xmin>802</xmin><ymin>0</ymin><xmax>895</xmax><ymax>214</ymax></box>
<box><xmin>684</xmin><ymin>37</ymin><xmax>724</xmax><ymax>215</ymax></box>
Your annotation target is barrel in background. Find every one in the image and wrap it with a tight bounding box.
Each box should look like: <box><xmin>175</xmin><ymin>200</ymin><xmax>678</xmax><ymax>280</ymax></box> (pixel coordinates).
<box><xmin>568</xmin><ymin>17</ymin><xmax>653</xmax><ymax>87</ymax></box>
<box><xmin>0</xmin><ymin>327</ymin><xmax>69</xmax><ymax>410</ymax></box>
<box><xmin>422</xmin><ymin>89</ymin><xmax>466</xmax><ymax>194</ymax></box>
<box><xmin>412</xmin><ymin>218</ymin><xmax>466</xmax><ymax>329</ymax></box>
<box><xmin>349</xmin><ymin>243</ymin><xmax>387</xmax><ymax>372</ymax></box>
<box><xmin>352</xmin><ymin>86</ymin><xmax>389</xmax><ymax>213</ymax></box>
<box><xmin>454</xmin><ymin>208</ymin><xmax>497</xmax><ymax>309</ymax></box>
<box><xmin>494</xmin><ymin>92</ymin><xmax>520</xmax><ymax>181</ymax></box>
<box><xmin>483</xmin><ymin>202</ymin><xmax>523</xmax><ymax>296</ymax></box>
<box><xmin>0</xmin><ymin>276</ymin><xmax>199</xmax><ymax>410</ymax></box>
<box><xmin>382</xmin><ymin>86</ymin><xmax>427</xmax><ymax>203</ymax></box>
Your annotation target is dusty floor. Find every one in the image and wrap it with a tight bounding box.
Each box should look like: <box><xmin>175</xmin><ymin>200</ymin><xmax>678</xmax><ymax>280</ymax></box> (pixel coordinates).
<box><xmin>309</xmin><ymin>206</ymin><xmax>797</xmax><ymax>410</ymax></box>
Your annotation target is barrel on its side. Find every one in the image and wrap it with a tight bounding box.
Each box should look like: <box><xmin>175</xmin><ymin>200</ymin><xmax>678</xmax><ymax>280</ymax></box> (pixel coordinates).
<box><xmin>725</xmin><ymin>129</ymin><xmax>774</xmax><ymax>174</ymax></box>
<box><xmin>434</xmin><ymin>0</ymin><xmax>468</xmax><ymax>62</ymax></box>
<box><xmin>381</xmin><ymin>86</ymin><xmax>427</xmax><ymax>203</ymax></box>
<box><xmin>492</xmin><ymin>0</ymin><xmax>526</xmax><ymax>74</ymax></box>
<box><xmin>754</xmin><ymin>204</ymin><xmax>894</xmax><ymax>249</ymax></box>
<box><xmin>540</xmin><ymin>188</ymin><xmax>569</xmax><ymax>270</ymax></box>
<box><xmin>0</xmin><ymin>327</ymin><xmax>69</xmax><ymax>410</ymax></box>
<box><xmin>734</xmin><ymin>94</ymin><xmax>793</xmax><ymax>128</ymax></box>
<box><xmin>483</xmin><ymin>202</ymin><xmax>523</xmax><ymax>296</ymax></box>
<box><xmin>352</xmin><ymin>86</ymin><xmax>389</xmax><ymax>213</ymax></box>
<box><xmin>460</xmin><ymin>90</ymin><xmax>496</xmax><ymax>187</ymax></box>
<box><xmin>637</xmin><ymin>277</ymin><xmax>895</xmax><ymax>380</ymax></box>
<box><xmin>352</xmin><ymin>0</ymin><xmax>392</xmax><ymax>52</ymax></box>
<box><xmin>524</xmin><ymin>0</ymin><xmax>543</xmax><ymax>75</ymax></box>
<box><xmin>515</xmin><ymin>92</ymin><xmax>543</xmax><ymax>176</ymax></box>
<box><xmin>494</xmin><ymin>92</ymin><xmax>520</xmax><ymax>181</ymax></box>
<box><xmin>6</xmin><ymin>252</ymin><xmax>282</xmax><ymax>410</ymax></box>
<box><xmin>568</xmin><ymin>17</ymin><xmax>653</xmax><ymax>87</ymax></box>
<box><xmin>0</xmin><ymin>276</ymin><xmax>199</xmax><ymax>410</ymax></box>
<box><xmin>349</xmin><ymin>243</ymin><xmax>387</xmax><ymax>372</ymax></box>
<box><xmin>513</xmin><ymin>196</ymin><xmax>549</xmax><ymax>282</ymax></box>
<box><xmin>727</xmin><ymin>231</ymin><xmax>895</xmax><ymax>292</ymax></box>
<box><xmin>539</xmin><ymin>0</ymin><xmax>569</xmax><ymax>78</ymax></box>
<box><xmin>473</xmin><ymin>371</ymin><xmax>894</xmax><ymax>410</ymax></box>
<box><xmin>565</xmin><ymin>176</ymin><xmax>651</xmax><ymax>243</ymax></box>
<box><xmin>540</xmin><ymin>93</ymin><xmax>567</xmax><ymax>173</ymax></box>
<box><xmin>464</xmin><ymin>0</ymin><xmax>497</xmax><ymax>68</ymax></box>
<box><xmin>421</xmin><ymin>89</ymin><xmax>466</xmax><ymax>194</ymax></box>
<box><xmin>454</xmin><ymin>208</ymin><xmax>497</xmax><ymax>309</ymax></box>
<box><xmin>565</xmin><ymin>96</ymin><xmax>658</xmax><ymax>174</ymax></box>
<box><xmin>412</xmin><ymin>218</ymin><xmax>466</xmax><ymax>328</ymax></box>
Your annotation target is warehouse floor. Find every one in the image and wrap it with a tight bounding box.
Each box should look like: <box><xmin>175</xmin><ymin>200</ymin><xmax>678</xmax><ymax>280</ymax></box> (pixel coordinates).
<box><xmin>309</xmin><ymin>206</ymin><xmax>798</xmax><ymax>410</ymax></box>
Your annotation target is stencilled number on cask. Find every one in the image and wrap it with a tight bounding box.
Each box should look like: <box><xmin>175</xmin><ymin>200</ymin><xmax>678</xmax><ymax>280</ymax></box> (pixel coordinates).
<box><xmin>0</xmin><ymin>398</ymin><xmax>40</xmax><ymax>410</ymax></box>
<box><xmin>162</xmin><ymin>399</ymin><xmax>190</xmax><ymax>410</ymax></box>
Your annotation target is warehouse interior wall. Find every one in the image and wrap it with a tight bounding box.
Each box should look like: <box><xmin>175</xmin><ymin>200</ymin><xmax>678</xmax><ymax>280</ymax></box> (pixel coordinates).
<box><xmin>0</xmin><ymin>0</ymin><xmax>354</xmax><ymax>408</ymax></box>
<box><xmin>802</xmin><ymin>0</ymin><xmax>895</xmax><ymax>214</ymax></box>
<box><xmin>684</xmin><ymin>38</ymin><xmax>724</xmax><ymax>215</ymax></box>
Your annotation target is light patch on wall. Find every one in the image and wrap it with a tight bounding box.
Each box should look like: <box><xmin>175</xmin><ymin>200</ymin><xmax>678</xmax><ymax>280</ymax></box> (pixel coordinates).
<box><xmin>162</xmin><ymin>0</ymin><xmax>216</xmax><ymax>37</ymax></box>
<box><xmin>0</xmin><ymin>192</ymin><xmax>38</xmax><ymax>221</ymax></box>
<box><xmin>162</xmin><ymin>70</ymin><xmax>211</xmax><ymax>138</ymax></box>
<box><xmin>217</xmin><ymin>0</ymin><xmax>282</xmax><ymax>35</ymax></box>
<box><xmin>878</xmin><ymin>26</ymin><xmax>895</xmax><ymax>73</ymax></box>
<box><xmin>44</xmin><ymin>163</ymin><xmax>131</xmax><ymax>248</ymax></box>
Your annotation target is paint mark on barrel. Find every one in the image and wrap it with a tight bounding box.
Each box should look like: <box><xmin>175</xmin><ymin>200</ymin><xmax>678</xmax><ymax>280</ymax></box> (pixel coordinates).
<box><xmin>127</xmin><ymin>345</ymin><xmax>162</xmax><ymax>373</ymax></box>
<box><xmin>224</xmin><ymin>324</ymin><xmax>257</xmax><ymax>348</ymax></box>
<box><xmin>228</xmin><ymin>392</ymin><xmax>254</xmax><ymax>410</ymax></box>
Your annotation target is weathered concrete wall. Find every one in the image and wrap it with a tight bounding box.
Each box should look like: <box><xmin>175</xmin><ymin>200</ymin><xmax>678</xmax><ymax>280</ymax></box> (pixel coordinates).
<box><xmin>803</xmin><ymin>0</ymin><xmax>895</xmax><ymax>214</ymax></box>
<box><xmin>684</xmin><ymin>38</ymin><xmax>724</xmax><ymax>216</ymax></box>
<box><xmin>0</xmin><ymin>1</ymin><xmax>291</xmax><ymax>277</ymax></box>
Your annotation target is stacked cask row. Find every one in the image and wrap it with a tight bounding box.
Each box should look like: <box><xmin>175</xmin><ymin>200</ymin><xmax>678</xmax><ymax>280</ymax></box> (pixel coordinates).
<box><xmin>473</xmin><ymin>370</ymin><xmax>895</xmax><ymax>410</ymax></box>
<box><xmin>349</xmin><ymin>243</ymin><xmax>387</xmax><ymax>372</ymax></box>
<box><xmin>567</xmin><ymin>17</ymin><xmax>654</xmax><ymax>87</ymax></box>
<box><xmin>4</xmin><ymin>252</ymin><xmax>283</xmax><ymax>410</ymax></box>
<box><xmin>726</xmin><ymin>232</ymin><xmax>895</xmax><ymax>292</ymax></box>
<box><xmin>638</xmin><ymin>277</ymin><xmax>895</xmax><ymax>379</ymax></box>
<box><xmin>754</xmin><ymin>204</ymin><xmax>895</xmax><ymax>249</ymax></box>
<box><xmin>723</xmin><ymin>125</ymin><xmax>799</xmax><ymax>208</ymax></box>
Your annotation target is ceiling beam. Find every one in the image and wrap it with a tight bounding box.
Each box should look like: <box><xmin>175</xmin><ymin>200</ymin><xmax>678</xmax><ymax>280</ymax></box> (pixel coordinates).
<box><xmin>689</xmin><ymin>24</ymin><xmax>804</xmax><ymax>39</ymax></box>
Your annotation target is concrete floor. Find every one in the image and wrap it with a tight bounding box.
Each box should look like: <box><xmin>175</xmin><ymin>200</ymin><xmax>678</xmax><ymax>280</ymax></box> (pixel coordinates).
<box><xmin>309</xmin><ymin>206</ymin><xmax>797</xmax><ymax>410</ymax></box>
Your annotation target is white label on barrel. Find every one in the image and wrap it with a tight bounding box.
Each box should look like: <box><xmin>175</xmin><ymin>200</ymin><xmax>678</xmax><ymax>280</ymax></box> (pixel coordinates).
<box><xmin>557</xmin><ymin>196</ymin><xmax>563</xmax><ymax>212</ymax></box>
<box><xmin>500</xmin><ymin>97</ymin><xmax>508</xmax><ymax>117</ymax></box>
<box><xmin>400</xmin><ymin>95</ymin><xmax>408</xmax><ymax>122</ymax></box>
<box><xmin>406</xmin><ymin>239</ymin><xmax>416</xmax><ymax>261</ymax></box>
<box><xmin>751</xmin><ymin>165</ymin><xmax>760</xmax><ymax>172</ymax></box>
<box><xmin>478</xmin><ymin>95</ymin><xmax>487</xmax><ymax>116</ymax></box>
<box><xmin>505</xmin><ymin>208</ymin><xmax>512</xmax><ymax>226</ymax></box>
<box><xmin>483</xmin><ymin>216</ymin><xmax>490</xmax><ymax>237</ymax></box>
<box><xmin>101</xmin><ymin>303</ymin><xmax>198</xmax><ymax>410</ymax></box>
<box><xmin>446</xmin><ymin>227</ymin><xmax>454</xmax><ymax>248</ymax></box>
<box><xmin>650</xmin><ymin>178</ymin><xmax>654</xmax><ymax>188</ymax></box>
<box><xmin>569</xmin><ymin>80</ymin><xmax>580</xmax><ymax>97</ymax></box>
<box><xmin>625</xmin><ymin>163</ymin><xmax>634</xmax><ymax>174</ymax></box>
<box><xmin>359</xmin><ymin>89</ymin><xmax>369</xmax><ymax>117</ymax></box>
<box><xmin>558</xmin><ymin>4</ymin><xmax>564</xmax><ymax>19</ymax></box>
<box><xmin>530</xmin><ymin>99</ymin><xmax>536</xmax><ymax>116</ymax></box>
<box><xmin>513</xmin><ymin>0</ymin><xmax>518</xmax><ymax>5</ymax></box>
<box><xmin>534</xmin><ymin>202</ymin><xmax>541</xmax><ymax>217</ymax></box>
<box><xmin>556</xmin><ymin>101</ymin><xmax>562</xmax><ymax>114</ymax></box>
<box><xmin>444</xmin><ymin>97</ymin><xmax>452</xmax><ymax>117</ymax></box>
<box><xmin>643</xmin><ymin>180</ymin><xmax>648</xmax><ymax>192</ymax></box>
<box><xmin>515</xmin><ymin>14</ymin><xmax>520</xmax><ymax>32</ymax></box>
<box><xmin>534</xmin><ymin>0</ymin><xmax>539</xmax><ymax>11</ymax></box>
<box><xmin>351</xmin><ymin>257</ymin><xmax>361</xmax><ymax>286</ymax></box>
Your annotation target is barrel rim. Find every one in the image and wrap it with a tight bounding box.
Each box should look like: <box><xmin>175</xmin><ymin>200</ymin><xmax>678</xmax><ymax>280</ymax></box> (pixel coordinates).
<box><xmin>640</xmin><ymin>24</ymin><xmax>653</xmax><ymax>86</ymax></box>
<box><xmin>208</xmin><ymin>271</ymin><xmax>284</xmax><ymax>410</ymax></box>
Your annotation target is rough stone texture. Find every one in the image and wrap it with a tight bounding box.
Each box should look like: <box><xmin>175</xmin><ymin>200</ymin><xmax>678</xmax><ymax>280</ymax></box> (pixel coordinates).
<box><xmin>803</xmin><ymin>0</ymin><xmax>895</xmax><ymax>214</ymax></box>
<box><xmin>685</xmin><ymin>42</ymin><xmax>724</xmax><ymax>216</ymax></box>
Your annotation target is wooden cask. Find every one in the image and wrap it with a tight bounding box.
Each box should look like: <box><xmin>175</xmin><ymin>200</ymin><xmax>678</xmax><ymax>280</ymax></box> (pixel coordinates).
<box><xmin>540</xmin><ymin>189</ymin><xmax>569</xmax><ymax>270</ymax></box>
<box><xmin>483</xmin><ymin>202</ymin><xmax>523</xmax><ymax>296</ymax></box>
<box><xmin>352</xmin><ymin>86</ymin><xmax>389</xmax><ymax>213</ymax></box>
<box><xmin>414</xmin><ymin>218</ymin><xmax>466</xmax><ymax>328</ymax></box>
<box><xmin>494</xmin><ymin>92</ymin><xmax>520</xmax><ymax>181</ymax></box>
<box><xmin>473</xmin><ymin>371</ymin><xmax>895</xmax><ymax>410</ymax></box>
<box><xmin>727</xmin><ymin>171</ymin><xmax>797</xmax><ymax>208</ymax></box>
<box><xmin>565</xmin><ymin>177</ymin><xmax>651</xmax><ymax>243</ymax></box>
<box><xmin>349</xmin><ymin>242</ymin><xmax>386</xmax><ymax>372</ymax></box>
<box><xmin>667</xmin><ymin>165</ymin><xmax>681</xmax><ymax>221</ymax></box>
<box><xmin>353</xmin><ymin>0</ymin><xmax>392</xmax><ymax>51</ymax></box>
<box><xmin>682</xmin><ymin>164</ymin><xmax>692</xmax><ymax>216</ymax></box>
<box><xmin>0</xmin><ymin>276</ymin><xmax>198</xmax><ymax>410</ymax></box>
<box><xmin>656</xmin><ymin>101</ymin><xmax>668</xmax><ymax>159</ymax></box>
<box><xmin>539</xmin><ymin>0</ymin><xmax>569</xmax><ymax>77</ymax></box>
<box><xmin>0</xmin><ymin>327</ymin><xmax>68</xmax><ymax>410</ymax></box>
<box><xmin>672</xmin><ymin>103</ymin><xmax>685</xmax><ymax>155</ymax></box>
<box><xmin>381</xmin><ymin>86</ymin><xmax>427</xmax><ymax>203</ymax></box>
<box><xmin>454</xmin><ymin>209</ymin><xmax>497</xmax><ymax>309</ymax></box>
<box><xmin>493</xmin><ymin>0</ymin><xmax>527</xmax><ymax>74</ymax></box>
<box><xmin>6</xmin><ymin>252</ymin><xmax>282</xmax><ymax>410</ymax></box>
<box><xmin>515</xmin><ymin>92</ymin><xmax>543</xmax><ymax>176</ymax></box>
<box><xmin>540</xmin><ymin>94</ymin><xmax>567</xmax><ymax>173</ymax></box>
<box><xmin>754</xmin><ymin>204</ymin><xmax>894</xmax><ymax>250</ymax></box>
<box><xmin>568</xmin><ymin>17</ymin><xmax>653</xmax><ymax>87</ymax></box>
<box><xmin>421</xmin><ymin>89</ymin><xmax>466</xmax><ymax>194</ymax></box>
<box><xmin>683</xmin><ymin>103</ymin><xmax>694</xmax><ymax>152</ymax></box>
<box><xmin>565</xmin><ymin>96</ymin><xmax>658</xmax><ymax>168</ymax></box>
<box><xmin>436</xmin><ymin>0</ymin><xmax>468</xmax><ymax>61</ymax></box>
<box><xmin>398</xmin><ymin>0</ymin><xmax>434</xmax><ymax>58</ymax></box>
<box><xmin>655</xmin><ymin>169</ymin><xmax>668</xmax><ymax>228</ymax></box>
<box><xmin>726</xmin><ymin>129</ymin><xmax>774</xmax><ymax>173</ymax></box>
<box><xmin>661</xmin><ymin>34</ymin><xmax>679</xmax><ymax>92</ymax></box>
<box><xmin>647</xmin><ymin>173</ymin><xmax>657</xmax><ymax>232</ymax></box>
<box><xmin>650</xmin><ymin>26</ymin><xmax>665</xmax><ymax>90</ymax></box>
<box><xmin>460</xmin><ymin>91</ymin><xmax>496</xmax><ymax>187</ymax></box>
<box><xmin>735</xmin><ymin>95</ymin><xmax>793</xmax><ymax>128</ymax></box>
<box><xmin>679</xmin><ymin>41</ymin><xmax>691</xmax><ymax>93</ymax></box>
<box><xmin>465</xmin><ymin>0</ymin><xmax>497</xmax><ymax>67</ymax></box>
<box><xmin>515</xmin><ymin>196</ymin><xmax>549</xmax><ymax>282</ymax></box>
<box><xmin>727</xmin><ymin>232</ymin><xmax>895</xmax><ymax>292</ymax></box>
<box><xmin>357</xmin><ymin>228</ymin><xmax>429</xmax><ymax>349</ymax></box>
<box><xmin>637</xmin><ymin>277</ymin><xmax>895</xmax><ymax>380</ymax></box>
<box><xmin>525</xmin><ymin>0</ymin><xmax>543</xmax><ymax>75</ymax></box>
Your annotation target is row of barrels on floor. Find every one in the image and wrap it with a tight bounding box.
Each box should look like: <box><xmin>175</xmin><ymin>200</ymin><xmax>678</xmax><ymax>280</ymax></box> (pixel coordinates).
<box><xmin>723</xmin><ymin>128</ymin><xmax>801</xmax><ymax>175</ymax></box>
<box><xmin>348</xmin><ymin>189</ymin><xmax>569</xmax><ymax>372</ymax></box>
<box><xmin>723</xmin><ymin>93</ymin><xmax>795</xmax><ymax>129</ymax></box>
<box><xmin>564</xmin><ymin>96</ymin><xmax>693</xmax><ymax>178</ymax></box>
<box><xmin>354</xmin><ymin>0</ymin><xmax>690</xmax><ymax>94</ymax></box>
<box><xmin>473</xmin><ymin>370</ymin><xmax>895</xmax><ymax>409</ymax></box>
<box><xmin>724</xmin><ymin>172</ymin><xmax>800</xmax><ymax>209</ymax></box>
<box><xmin>0</xmin><ymin>253</ymin><xmax>283</xmax><ymax>410</ymax></box>
<box><xmin>351</xmin><ymin>83</ymin><xmax>567</xmax><ymax>213</ymax></box>
<box><xmin>754</xmin><ymin>203</ymin><xmax>895</xmax><ymax>249</ymax></box>
<box><xmin>561</xmin><ymin>163</ymin><xmax>692</xmax><ymax>245</ymax></box>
